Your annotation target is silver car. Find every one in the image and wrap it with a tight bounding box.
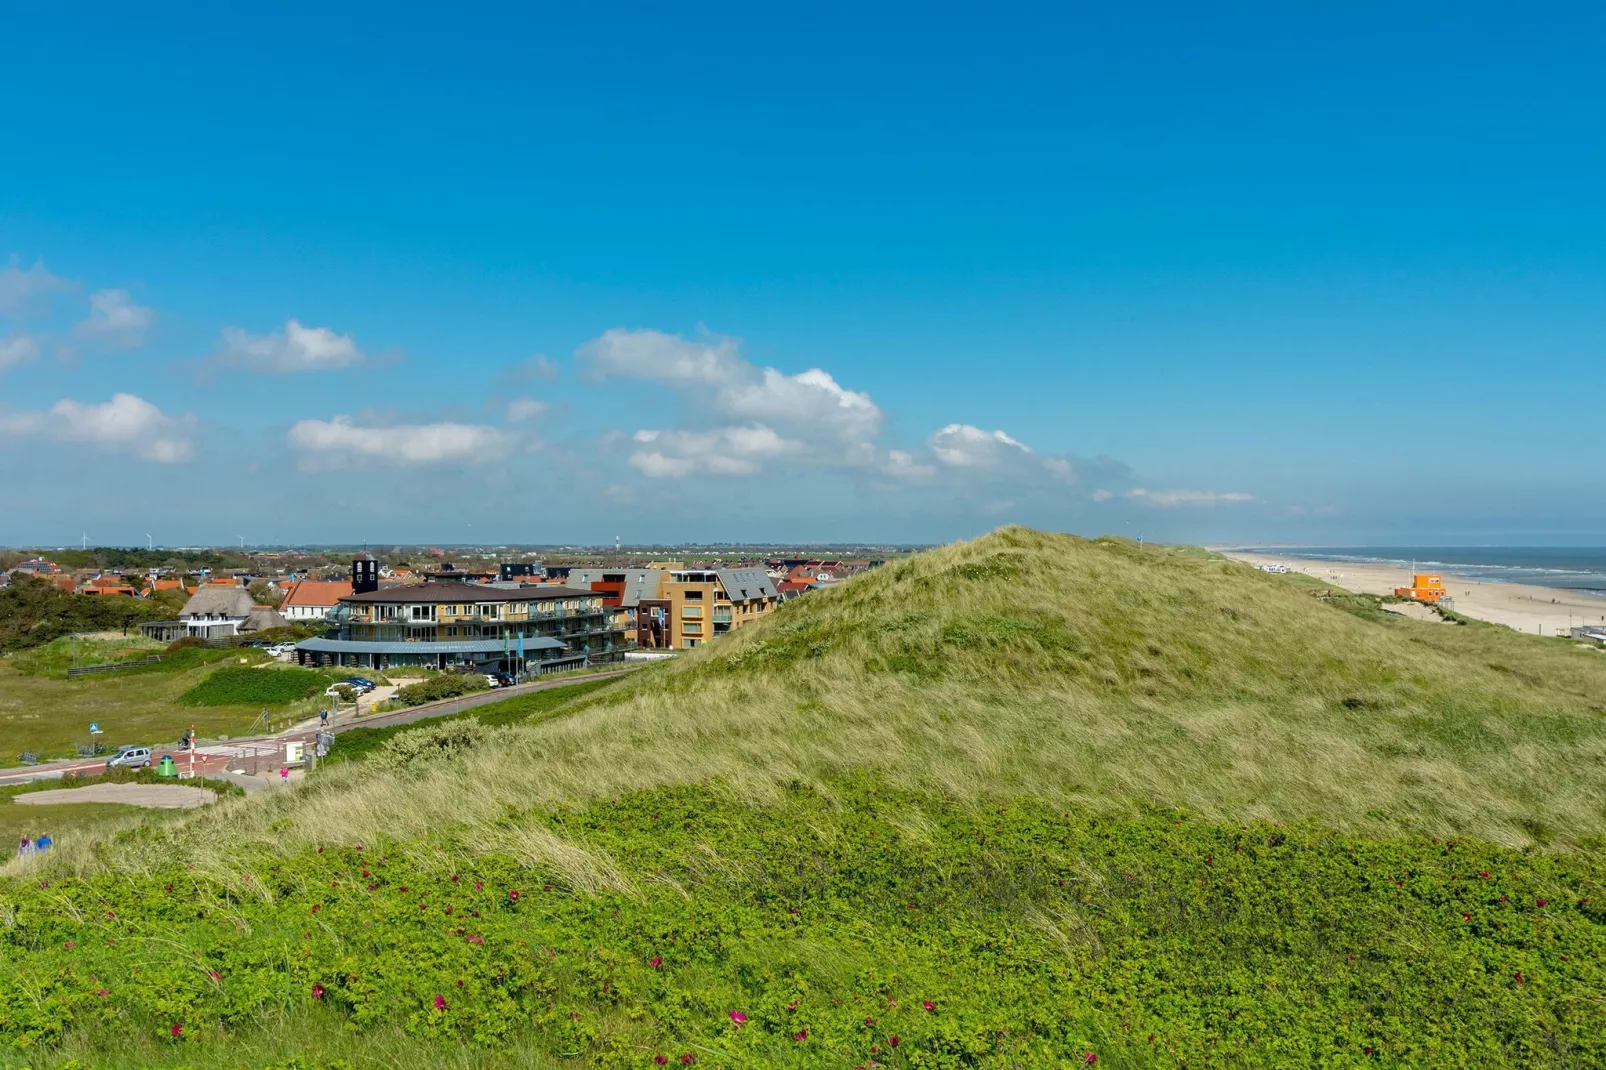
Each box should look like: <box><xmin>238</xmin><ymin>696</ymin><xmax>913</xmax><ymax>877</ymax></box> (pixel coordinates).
<box><xmin>106</xmin><ymin>745</ymin><xmax>152</xmax><ymax>770</ymax></box>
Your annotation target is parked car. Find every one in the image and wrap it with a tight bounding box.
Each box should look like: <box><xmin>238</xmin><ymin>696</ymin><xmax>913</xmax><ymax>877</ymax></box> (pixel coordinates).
<box><xmin>346</xmin><ymin>677</ymin><xmax>377</xmax><ymax>691</ymax></box>
<box><xmin>489</xmin><ymin>672</ymin><xmax>515</xmax><ymax>688</ymax></box>
<box><xmin>482</xmin><ymin>674</ymin><xmax>502</xmax><ymax>689</ymax></box>
<box><xmin>267</xmin><ymin>643</ymin><xmax>296</xmax><ymax>658</ymax></box>
<box><xmin>106</xmin><ymin>745</ymin><xmax>152</xmax><ymax>771</ymax></box>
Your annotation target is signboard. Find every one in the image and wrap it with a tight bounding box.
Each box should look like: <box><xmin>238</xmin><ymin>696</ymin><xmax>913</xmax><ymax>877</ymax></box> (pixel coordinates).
<box><xmin>88</xmin><ymin>722</ymin><xmax>102</xmax><ymax>735</ymax></box>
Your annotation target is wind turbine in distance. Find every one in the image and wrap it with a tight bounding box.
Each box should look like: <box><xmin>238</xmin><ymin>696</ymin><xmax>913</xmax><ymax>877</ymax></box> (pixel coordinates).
<box><xmin>147</xmin><ymin>534</ymin><xmax>153</xmax><ymax>551</ymax></box>
<box><xmin>238</xmin><ymin>535</ymin><xmax>246</xmax><ymax>550</ymax></box>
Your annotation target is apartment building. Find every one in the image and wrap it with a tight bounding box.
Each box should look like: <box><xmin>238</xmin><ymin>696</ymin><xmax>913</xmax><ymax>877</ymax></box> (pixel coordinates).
<box><xmin>563</xmin><ymin>568</ymin><xmax>668</xmax><ymax>644</ymax></box>
<box><xmin>294</xmin><ymin>581</ymin><xmax>623</xmax><ymax>673</ymax></box>
<box><xmin>638</xmin><ymin>567</ymin><xmax>779</xmax><ymax>650</ymax></box>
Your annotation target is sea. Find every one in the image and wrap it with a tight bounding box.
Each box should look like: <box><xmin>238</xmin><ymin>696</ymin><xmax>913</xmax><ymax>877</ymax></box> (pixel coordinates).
<box><xmin>1241</xmin><ymin>547</ymin><xmax>1606</xmax><ymax>598</ymax></box>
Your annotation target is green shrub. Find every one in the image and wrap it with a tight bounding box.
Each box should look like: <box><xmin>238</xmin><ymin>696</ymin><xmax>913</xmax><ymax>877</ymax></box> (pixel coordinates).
<box><xmin>2</xmin><ymin>777</ymin><xmax>1603</xmax><ymax>1065</ymax></box>
<box><xmin>370</xmin><ymin>719</ymin><xmax>500</xmax><ymax>770</ymax></box>
<box><xmin>179</xmin><ymin>666</ymin><xmax>332</xmax><ymax>707</ymax></box>
<box><xmin>392</xmin><ymin>672</ymin><xmax>489</xmax><ymax>707</ymax></box>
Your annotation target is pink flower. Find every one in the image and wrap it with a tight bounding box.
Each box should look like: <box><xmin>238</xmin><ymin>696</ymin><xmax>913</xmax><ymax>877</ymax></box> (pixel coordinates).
<box><xmin>451</xmin><ymin>874</ymin><xmax>460</xmax><ymax>882</ymax></box>
<box><xmin>729</xmin><ymin>1011</ymin><xmax>747</xmax><ymax>1024</ymax></box>
<box><xmin>656</xmin><ymin>1058</ymin><xmax>668</xmax><ymax>1065</ymax></box>
<box><xmin>474</xmin><ymin>880</ymin><xmax>484</xmax><ymax>890</ymax></box>
<box><xmin>399</xmin><ymin>886</ymin><xmax>408</xmax><ymax>893</ymax></box>
<box><xmin>434</xmin><ymin>994</ymin><xmax>447</xmax><ymax>1010</ymax></box>
<box><xmin>889</xmin><ymin>1035</ymin><xmax>900</xmax><ymax>1048</ymax></box>
<box><xmin>649</xmin><ymin>955</ymin><xmax>663</xmax><ymax>968</ymax></box>
<box><xmin>170</xmin><ymin>1024</ymin><xmax>183</xmax><ymax>1037</ymax></box>
<box><xmin>1085</xmin><ymin>1054</ymin><xmax>1098</xmax><ymax>1065</ymax></box>
<box><xmin>310</xmin><ymin>904</ymin><xmax>321</xmax><ymax>913</ymax></box>
<box><xmin>63</xmin><ymin>941</ymin><xmax>75</xmax><ymax>950</ymax></box>
<box><xmin>95</xmin><ymin>988</ymin><xmax>109</xmax><ymax>998</ymax></box>
<box><xmin>1536</xmin><ymin>898</ymin><xmax>1548</xmax><ymax>907</ymax></box>
<box><xmin>508</xmin><ymin>889</ymin><xmax>520</xmax><ymax>901</ymax></box>
<box><xmin>793</xmin><ymin>1029</ymin><xmax>808</xmax><ymax>1041</ymax></box>
<box><xmin>312</xmin><ymin>983</ymin><xmax>325</xmax><ymax>999</ymax></box>
<box><xmin>467</xmin><ymin>934</ymin><xmax>485</xmax><ymax>945</ymax></box>
<box><xmin>680</xmin><ymin>1056</ymin><xmax>696</xmax><ymax>1065</ymax></box>
<box><xmin>361</xmin><ymin>869</ymin><xmax>370</xmax><ymax>878</ymax></box>
<box><xmin>923</xmin><ymin>1000</ymin><xmax>935</xmax><ymax>1011</ymax></box>
<box><xmin>208</xmin><ymin>970</ymin><xmax>221</xmax><ymax>982</ymax></box>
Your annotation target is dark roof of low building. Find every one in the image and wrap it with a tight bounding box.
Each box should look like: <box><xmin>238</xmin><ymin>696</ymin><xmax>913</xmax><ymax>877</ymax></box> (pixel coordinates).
<box><xmin>339</xmin><ymin>581</ymin><xmax>597</xmax><ymax>605</ymax></box>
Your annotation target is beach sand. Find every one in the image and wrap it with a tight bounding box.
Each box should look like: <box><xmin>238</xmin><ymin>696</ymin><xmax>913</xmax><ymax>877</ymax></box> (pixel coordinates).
<box><xmin>1223</xmin><ymin>551</ymin><xmax>1606</xmax><ymax>637</ymax></box>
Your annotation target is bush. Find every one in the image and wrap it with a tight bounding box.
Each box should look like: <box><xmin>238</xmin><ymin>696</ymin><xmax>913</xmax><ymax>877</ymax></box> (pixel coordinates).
<box><xmin>179</xmin><ymin>666</ymin><xmax>332</xmax><ymax>707</ymax></box>
<box><xmin>392</xmin><ymin>673</ymin><xmax>489</xmax><ymax>707</ymax></box>
<box><xmin>370</xmin><ymin>719</ymin><xmax>499</xmax><ymax>770</ymax></box>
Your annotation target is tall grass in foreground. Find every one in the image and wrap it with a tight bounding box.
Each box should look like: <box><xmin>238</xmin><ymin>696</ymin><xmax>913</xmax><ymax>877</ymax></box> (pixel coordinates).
<box><xmin>44</xmin><ymin>527</ymin><xmax>1606</xmax><ymax>878</ymax></box>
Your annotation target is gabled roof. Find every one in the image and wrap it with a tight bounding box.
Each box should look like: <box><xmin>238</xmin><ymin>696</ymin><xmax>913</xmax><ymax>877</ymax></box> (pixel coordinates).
<box><xmin>563</xmin><ymin>568</ymin><xmax>667</xmax><ymax>607</ymax></box>
<box><xmin>716</xmin><ymin>568</ymin><xmax>779</xmax><ymax>603</ymax></box>
<box><xmin>281</xmin><ymin>579</ymin><xmax>352</xmax><ymax>609</ymax></box>
<box><xmin>179</xmin><ymin>586</ymin><xmax>257</xmax><ymax>619</ymax></box>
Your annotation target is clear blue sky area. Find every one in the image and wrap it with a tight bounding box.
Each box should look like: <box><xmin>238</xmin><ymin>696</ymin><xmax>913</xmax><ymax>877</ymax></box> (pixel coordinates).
<box><xmin>1</xmin><ymin>4</ymin><xmax>1602</xmax><ymax>546</ymax></box>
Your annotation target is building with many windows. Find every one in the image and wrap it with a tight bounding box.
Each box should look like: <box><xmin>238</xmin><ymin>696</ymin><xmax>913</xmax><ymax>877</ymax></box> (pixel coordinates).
<box><xmin>294</xmin><ymin>582</ymin><xmax>622</xmax><ymax>674</ymax></box>
<box><xmin>637</xmin><ymin>568</ymin><xmax>779</xmax><ymax>650</ymax></box>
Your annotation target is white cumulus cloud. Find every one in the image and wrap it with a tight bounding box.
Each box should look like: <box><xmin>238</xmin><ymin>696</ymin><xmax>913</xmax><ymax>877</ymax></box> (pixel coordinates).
<box><xmin>719</xmin><ymin>366</ymin><xmax>883</xmax><ymax>443</ymax></box>
<box><xmin>217</xmin><ymin>319</ymin><xmax>365</xmax><ymax>372</ymax></box>
<box><xmin>579</xmin><ymin>328</ymin><xmax>746</xmax><ymax>386</ymax></box>
<box><xmin>287</xmin><ymin>415</ymin><xmax>514</xmax><ymax>469</ymax></box>
<box><xmin>0</xmin><ymin>393</ymin><xmax>195</xmax><ymax>462</ymax></box>
<box><xmin>628</xmin><ymin>425</ymin><xmax>803</xmax><ymax>478</ymax></box>
<box><xmin>75</xmin><ymin>289</ymin><xmax>154</xmax><ymax>347</ymax></box>
<box><xmin>0</xmin><ymin>335</ymin><xmax>40</xmax><ymax>372</ymax></box>
<box><xmin>0</xmin><ymin>258</ymin><xmax>74</xmax><ymax>315</ymax></box>
<box><xmin>506</xmin><ymin>398</ymin><xmax>549</xmax><ymax>423</ymax></box>
<box><xmin>929</xmin><ymin>423</ymin><xmax>1034</xmax><ymax>468</ymax></box>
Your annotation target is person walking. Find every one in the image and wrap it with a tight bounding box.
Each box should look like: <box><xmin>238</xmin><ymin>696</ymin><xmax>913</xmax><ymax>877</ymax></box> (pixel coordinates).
<box><xmin>34</xmin><ymin>833</ymin><xmax>51</xmax><ymax>853</ymax></box>
<box><xmin>16</xmin><ymin>835</ymin><xmax>31</xmax><ymax>858</ymax></box>
<box><xmin>319</xmin><ymin>708</ymin><xmax>329</xmax><ymax>728</ymax></box>
<box><xmin>279</xmin><ymin>765</ymin><xmax>290</xmax><ymax>786</ymax></box>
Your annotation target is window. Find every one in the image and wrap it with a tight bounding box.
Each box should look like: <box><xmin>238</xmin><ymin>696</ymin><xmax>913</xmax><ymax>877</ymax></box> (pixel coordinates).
<box><xmin>684</xmin><ymin>589</ymin><xmax>703</xmax><ymax>600</ymax></box>
<box><xmin>444</xmin><ymin>604</ymin><xmax>459</xmax><ymax>615</ymax></box>
<box><xmin>683</xmin><ymin>638</ymin><xmax>700</xmax><ymax>648</ymax></box>
<box><xmin>480</xmin><ymin>603</ymin><xmax>501</xmax><ymax>620</ymax></box>
<box><xmin>681</xmin><ymin>622</ymin><xmax>702</xmax><ymax>635</ymax></box>
<box><xmin>681</xmin><ymin>606</ymin><xmax>702</xmax><ymax>618</ymax></box>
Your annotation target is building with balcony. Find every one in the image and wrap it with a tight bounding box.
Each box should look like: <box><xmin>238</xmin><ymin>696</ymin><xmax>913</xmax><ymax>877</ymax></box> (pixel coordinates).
<box><xmin>563</xmin><ymin>568</ymin><xmax>669</xmax><ymax>645</ymax></box>
<box><xmin>638</xmin><ymin>568</ymin><xmax>779</xmax><ymax>650</ymax></box>
<box><xmin>292</xmin><ymin>581</ymin><xmax>623</xmax><ymax>674</ymax></box>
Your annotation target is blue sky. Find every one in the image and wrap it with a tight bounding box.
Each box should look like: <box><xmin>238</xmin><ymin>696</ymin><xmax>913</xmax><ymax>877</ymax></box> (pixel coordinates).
<box><xmin>2</xmin><ymin>4</ymin><xmax>1602</xmax><ymax>547</ymax></box>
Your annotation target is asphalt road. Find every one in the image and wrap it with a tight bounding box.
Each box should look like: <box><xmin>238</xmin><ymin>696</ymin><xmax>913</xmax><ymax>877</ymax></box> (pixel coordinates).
<box><xmin>0</xmin><ymin>667</ymin><xmax>638</xmax><ymax>785</ymax></box>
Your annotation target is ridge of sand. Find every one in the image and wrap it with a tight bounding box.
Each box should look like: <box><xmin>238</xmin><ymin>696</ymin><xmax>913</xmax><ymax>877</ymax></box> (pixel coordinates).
<box><xmin>1223</xmin><ymin>551</ymin><xmax>1606</xmax><ymax>637</ymax></box>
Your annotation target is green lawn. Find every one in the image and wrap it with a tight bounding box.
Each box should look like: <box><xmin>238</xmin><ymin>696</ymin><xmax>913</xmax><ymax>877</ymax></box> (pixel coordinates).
<box><xmin>0</xmin><ymin>647</ymin><xmax>315</xmax><ymax>766</ymax></box>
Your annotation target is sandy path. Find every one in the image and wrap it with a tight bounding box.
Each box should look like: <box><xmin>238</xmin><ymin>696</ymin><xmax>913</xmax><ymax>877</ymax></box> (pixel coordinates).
<box><xmin>1224</xmin><ymin>551</ymin><xmax>1606</xmax><ymax>636</ymax></box>
<box><xmin>14</xmin><ymin>784</ymin><xmax>216</xmax><ymax>808</ymax></box>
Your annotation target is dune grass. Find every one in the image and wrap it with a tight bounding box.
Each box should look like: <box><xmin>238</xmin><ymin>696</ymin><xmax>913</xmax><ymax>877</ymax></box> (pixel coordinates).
<box><xmin>83</xmin><ymin>527</ymin><xmax>1606</xmax><ymax>874</ymax></box>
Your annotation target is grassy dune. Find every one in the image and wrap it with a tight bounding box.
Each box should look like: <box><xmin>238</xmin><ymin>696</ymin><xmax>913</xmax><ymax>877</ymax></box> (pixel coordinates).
<box><xmin>108</xmin><ymin>526</ymin><xmax>1606</xmax><ymax>871</ymax></box>
<box><xmin>5</xmin><ymin>528</ymin><xmax>1606</xmax><ymax>1066</ymax></box>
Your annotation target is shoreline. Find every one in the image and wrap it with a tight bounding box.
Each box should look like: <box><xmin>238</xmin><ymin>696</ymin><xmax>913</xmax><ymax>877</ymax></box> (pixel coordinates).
<box><xmin>1221</xmin><ymin>550</ymin><xmax>1606</xmax><ymax>637</ymax></box>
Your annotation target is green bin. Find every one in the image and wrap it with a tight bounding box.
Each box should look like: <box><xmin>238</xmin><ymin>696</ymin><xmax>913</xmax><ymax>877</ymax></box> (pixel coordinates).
<box><xmin>157</xmin><ymin>754</ymin><xmax>177</xmax><ymax>778</ymax></box>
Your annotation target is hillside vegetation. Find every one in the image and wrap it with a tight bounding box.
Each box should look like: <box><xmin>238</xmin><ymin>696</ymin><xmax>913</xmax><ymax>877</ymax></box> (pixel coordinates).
<box><xmin>143</xmin><ymin>527</ymin><xmax>1606</xmax><ymax>861</ymax></box>
<box><xmin>3</xmin><ymin>529</ymin><xmax>1605</xmax><ymax>1067</ymax></box>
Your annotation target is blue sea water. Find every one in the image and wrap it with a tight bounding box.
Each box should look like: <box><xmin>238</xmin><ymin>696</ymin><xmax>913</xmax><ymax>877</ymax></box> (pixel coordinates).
<box><xmin>1243</xmin><ymin>547</ymin><xmax>1606</xmax><ymax>597</ymax></box>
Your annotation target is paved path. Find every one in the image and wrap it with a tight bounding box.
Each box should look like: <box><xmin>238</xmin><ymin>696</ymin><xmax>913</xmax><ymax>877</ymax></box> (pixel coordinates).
<box><xmin>15</xmin><ymin>783</ymin><xmax>216</xmax><ymax>808</ymax></box>
<box><xmin>0</xmin><ymin>668</ymin><xmax>636</xmax><ymax>786</ymax></box>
